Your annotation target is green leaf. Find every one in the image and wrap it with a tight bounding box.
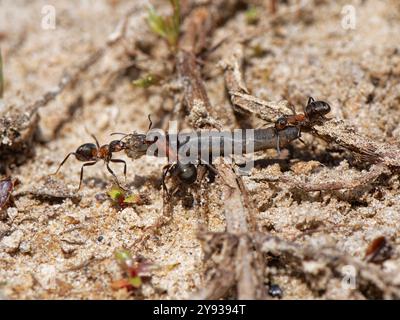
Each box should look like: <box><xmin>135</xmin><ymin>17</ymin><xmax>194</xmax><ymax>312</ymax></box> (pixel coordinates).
<box><xmin>170</xmin><ymin>0</ymin><xmax>180</xmax><ymax>42</ymax></box>
<box><xmin>123</xmin><ymin>194</ymin><xmax>140</xmax><ymax>204</ymax></box>
<box><xmin>132</xmin><ymin>74</ymin><xmax>161</xmax><ymax>88</ymax></box>
<box><xmin>107</xmin><ymin>185</ymin><xmax>124</xmax><ymax>201</ymax></box>
<box><xmin>164</xmin><ymin>262</ymin><xmax>180</xmax><ymax>272</ymax></box>
<box><xmin>146</xmin><ymin>1</ymin><xmax>180</xmax><ymax>47</ymax></box>
<box><xmin>115</xmin><ymin>249</ymin><xmax>132</xmax><ymax>264</ymax></box>
<box><xmin>147</xmin><ymin>6</ymin><xmax>167</xmax><ymax>38</ymax></box>
<box><xmin>128</xmin><ymin>276</ymin><xmax>142</xmax><ymax>288</ymax></box>
<box><xmin>245</xmin><ymin>7</ymin><xmax>259</xmax><ymax>25</ymax></box>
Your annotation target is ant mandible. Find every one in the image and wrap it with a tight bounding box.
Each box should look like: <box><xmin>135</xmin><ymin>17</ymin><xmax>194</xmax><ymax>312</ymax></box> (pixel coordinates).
<box><xmin>274</xmin><ymin>96</ymin><xmax>331</xmax><ymax>153</ymax></box>
<box><xmin>53</xmin><ymin>134</ymin><xmax>127</xmax><ymax>190</ymax></box>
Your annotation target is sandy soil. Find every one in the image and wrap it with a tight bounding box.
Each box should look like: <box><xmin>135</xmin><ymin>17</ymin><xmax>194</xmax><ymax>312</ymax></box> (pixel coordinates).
<box><xmin>1</xmin><ymin>0</ymin><xmax>400</xmax><ymax>299</ymax></box>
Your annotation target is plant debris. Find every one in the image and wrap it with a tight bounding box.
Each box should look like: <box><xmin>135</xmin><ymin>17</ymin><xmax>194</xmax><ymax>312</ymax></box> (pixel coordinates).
<box><xmin>111</xmin><ymin>249</ymin><xmax>153</xmax><ymax>292</ymax></box>
<box><xmin>365</xmin><ymin>236</ymin><xmax>393</xmax><ymax>264</ymax></box>
<box><xmin>107</xmin><ymin>185</ymin><xmax>148</xmax><ymax>210</ymax></box>
<box><xmin>0</xmin><ymin>176</ymin><xmax>14</xmax><ymax>213</ymax></box>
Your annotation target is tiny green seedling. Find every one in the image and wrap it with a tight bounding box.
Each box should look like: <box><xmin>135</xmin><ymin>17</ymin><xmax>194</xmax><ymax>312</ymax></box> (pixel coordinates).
<box><xmin>245</xmin><ymin>7</ymin><xmax>259</xmax><ymax>25</ymax></box>
<box><xmin>107</xmin><ymin>185</ymin><xmax>145</xmax><ymax>209</ymax></box>
<box><xmin>251</xmin><ymin>44</ymin><xmax>269</xmax><ymax>58</ymax></box>
<box><xmin>132</xmin><ymin>74</ymin><xmax>162</xmax><ymax>88</ymax></box>
<box><xmin>111</xmin><ymin>249</ymin><xmax>153</xmax><ymax>291</ymax></box>
<box><xmin>147</xmin><ymin>0</ymin><xmax>180</xmax><ymax>48</ymax></box>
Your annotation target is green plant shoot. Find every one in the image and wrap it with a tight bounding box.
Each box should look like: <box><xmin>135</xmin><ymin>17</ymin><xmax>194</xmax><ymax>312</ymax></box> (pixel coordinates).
<box><xmin>147</xmin><ymin>0</ymin><xmax>180</xmax><ymax>47</ymax></box>
<box><xmin>132</xmin><ymin>74</ymin><xmax>162</xmax><ymax>88</ymax></box>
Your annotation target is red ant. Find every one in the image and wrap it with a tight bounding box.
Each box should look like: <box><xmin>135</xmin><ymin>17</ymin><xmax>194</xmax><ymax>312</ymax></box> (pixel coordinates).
<box><xmin>53</xmin><ymin>134</ymin><xmax>127</xmax><ymax>190</ymax></box>
<box><xmin>275</xmin><ymin>97</ymin><xmax>331</xmax><ymax>130</ymax></box>
<box><xmin>274</xmin><ymin>96</ymin><xmax>331</xmax><ymax>153</ymax></box>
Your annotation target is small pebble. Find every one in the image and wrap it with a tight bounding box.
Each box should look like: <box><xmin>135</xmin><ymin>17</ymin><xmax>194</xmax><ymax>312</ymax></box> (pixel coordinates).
<box><xmin>268</xmin><ymin>284</ymin><xmax>283</xmax><ymax>298</ymax></box>
<box><xmin>1</xmin><ymin>229</ymin><xmax>24</xmax><ymax>253</ymax></box>
<box><xmin>7</xmin><ymin>207</ymin><xmax>18</xmax><ymax>220</ymax></box>
<box><xmin>19</xmin><ymin>241</ymin><xmax>32</xmax><ymax>254</ymax></box>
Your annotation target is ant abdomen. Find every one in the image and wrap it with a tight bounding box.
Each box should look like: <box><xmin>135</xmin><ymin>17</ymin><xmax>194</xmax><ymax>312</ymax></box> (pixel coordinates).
<box><xmin>75</xmin><ymin>143</ymin><xmax>97</xmax><ymax>161</ymax></box>
<box><xmin>305</xmin><ymin>97</ymin><xmax>331</xmax><ymax>120</ymax></box>
<box><xmin>174</xmin><ymin>163</ymin><xmax>198</xmax><ymax>184</ymax></box>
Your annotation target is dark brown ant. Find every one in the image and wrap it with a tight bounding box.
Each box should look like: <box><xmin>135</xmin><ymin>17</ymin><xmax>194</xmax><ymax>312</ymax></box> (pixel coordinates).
<box><xmin>305</xmin><ymin>96</ymin><xmax>331</xmax><ymax>120</ymax></box>
<box><xmin>161</xmin><ymin>161</ymin><xmax>221</xmax><ymax>198</ymax></box>
<box><xmin>53</xmin><ymin>135</ymin><xmax>127</xmax><ymax>190</ymax></box>
<box><xmin>274</xmin><ymin>96</ymin><xmax>331</xmax><ymax>152</ymax></box>
<box><xmin>162</xmin><ymin>162</ymin><xmax>198</xmax><ymax>195</ymax></box>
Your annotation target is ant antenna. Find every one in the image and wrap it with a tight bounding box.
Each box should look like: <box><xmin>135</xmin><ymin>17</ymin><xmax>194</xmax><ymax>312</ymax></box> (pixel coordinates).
<box><xmin>147</xmin><ymin>114</ymin><xmax>153</xmax><ymax>131</ymax></box>
<box><xmin>84</xmin><ymin>125</ymin><xmax>100</xmax><ymax>148</ymax></box>
<box><xmin>110</xmin><ymin>132</ymin><xmax>132</xmax><ymax>142</ymax></box>
<box><xmin>111</xmin><ymin>132</ymin><xmax>129</xmax><ymax>137</ymax></box>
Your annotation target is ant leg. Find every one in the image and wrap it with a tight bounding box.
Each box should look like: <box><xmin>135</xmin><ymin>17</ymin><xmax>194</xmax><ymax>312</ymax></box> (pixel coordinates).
<box><xmin>106</xmin><ymin>162</ymin><xmax>121</xmax><ymax>186</ymax></box>
<box><xmin>147</xmin><ymin>114</ymin><xmax>153</xmax><ymax>131</ymax></box>
<box><xmin>298</xmin><ymin>137</ymin><xmax>306</xmax><ymax>145</ymax></box>
<box><xmin>289</xmin><ymin>104</ymin><xmax>297</xmax><ymax>115</ymax></box>
<box><xmin>53</xmin><ymin>152</ymin><xmax>76</xmax><ymax>175</ymax></box>
<box><xmin>296</xmin><ymin>128</ymin><xmax>306</xmax><ymax>145</ymax></box>
<box><xmin>307</xmin><ymin>96</ymin><xmax>314</xmax><ymax>105</ymax></box>
<box><xmin>162</xmin><ymin>164</ymin><xmax>173</xmax><ymax>197</ymax></box>
<box><xmin>200</xmin><ymin>161</ymin><xmax>218</xmax><ymax>176</ymax></box>
<box><xmin>78</xmin><ymin>161</ymin><xmax>97</xmax><ymax>190</ymax></box>
<box><xmin>198</xmin><ymin>160</ymin><xmax>234</xmax><ymax>188</ymax></box>
<box><xmin>110</xmin><ymin>159</ymin><xmax>127</xmax><ymax>181</ymax></box>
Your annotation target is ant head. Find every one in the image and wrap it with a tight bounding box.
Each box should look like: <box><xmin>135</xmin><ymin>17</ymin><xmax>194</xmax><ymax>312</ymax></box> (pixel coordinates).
<box><xmin>109</xmin><ymin>140</ymin><xmax>126</xmax><ymax>153</ymax></box>
<box><xmin>275</xmin><ymin>117</ymin><xmax>288</xmax><ymax>130</ymax></box>
<box><xmin>76</xmin><ymin>143</ymin><xmax>97</xmax><ymax>161</ymax></box>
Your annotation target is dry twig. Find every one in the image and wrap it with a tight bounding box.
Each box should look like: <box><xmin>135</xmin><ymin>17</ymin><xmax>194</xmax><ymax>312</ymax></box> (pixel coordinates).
<box><xmin>251</xmin><ymin>164</ymin><xmax>389</xmax><ymax>192</ymax></box>
<box><xmin>176</xmin><ymin>2</ymin><xmax>266</xmax><ymax>300</ymax></box>
<box><xmin>222</xmin><ymin>44</ymin><xmax>400</xmax><ymax>170</ymax></box>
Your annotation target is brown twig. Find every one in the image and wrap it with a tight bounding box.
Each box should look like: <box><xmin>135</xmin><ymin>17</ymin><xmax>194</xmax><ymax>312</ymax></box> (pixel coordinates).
<box><xmin>221</xmin><ymin>43</ymin><xmax>293</xmax><ymax>121</ymax></box>
<box><xmin>251</xmin><ymin>164</ymin><xmax>389</xmax><ymax>192</ymax></box>
<box><xmin>178</xmin><ymin>3</ymin><xmax>257</xmax><ymax>232</ymax></box>
<box><xmin>176</xmin><ymin>2</ymin><xmax>266</xmax><ymax>300</ymax></box>
<box><xmin>222</xmin><ymin>46</ymin><xmax>400</xmax><ymax>170</ymax></box>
